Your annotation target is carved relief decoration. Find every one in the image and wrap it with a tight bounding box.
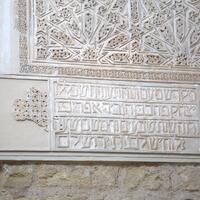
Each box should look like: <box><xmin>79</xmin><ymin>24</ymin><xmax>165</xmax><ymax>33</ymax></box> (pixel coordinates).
<box><xmin>23</xmin><ymin>0</ymin><xmax>200</xmax><ymax>69</ymax></box>
<box><xmin>14</xmin><ymin>88</ymin><xmax>48</xmax><ymax>129</ymax></box>
<box><xmin>20</xmin><ymin>65</ymin><xmax>200</xmax><ymax>83</ymax></box>
<box><xmin>17</xmin><ymin>0</ymin><xmax>200</xmax><ymax>82</ymax></box>
<box><xmin>50</xmin><ymin>78</ymin><xmax>200</xmax><ymax>153</ymax></box>
<box><xmin>18</xmin><ymin>0</ymin><xmax>28</xmax><ymax>67</ymax></box>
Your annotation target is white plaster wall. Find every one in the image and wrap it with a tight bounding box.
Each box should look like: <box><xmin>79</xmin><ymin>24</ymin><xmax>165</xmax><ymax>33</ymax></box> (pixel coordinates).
<box><xmin>0</xmin><ymin>0</ymin><xmax>20</xmax><ymax>74</ymax></box>
<box><xmin>0</xmin><ymin>78</ymin><xmax>49</xmax><ymax>150</ymax></box>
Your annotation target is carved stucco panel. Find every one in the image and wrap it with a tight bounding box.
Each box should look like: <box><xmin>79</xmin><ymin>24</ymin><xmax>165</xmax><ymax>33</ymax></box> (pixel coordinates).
<box><xmin>28</xmin><ymin>0</ymin><xmax>200</xmax><ymax>68</ymax></box>
<box><xmin>13</xmin><ymin>78</ymin><xmax>200</xmax><ymax>154</ymax></box>
<box><xmin>49</xmin><ymin>78</ymin><xmax>200</xmax><ymax>154</ymax></box>
<box><xmin>14</xmin><ymin>87</ymin><xmax>48</xmax><ymax>130</ymax></box>
<box><xmin>14</xmin><ymin>0</ymin><xmax>200</xmax><ymax>82</ymax></box>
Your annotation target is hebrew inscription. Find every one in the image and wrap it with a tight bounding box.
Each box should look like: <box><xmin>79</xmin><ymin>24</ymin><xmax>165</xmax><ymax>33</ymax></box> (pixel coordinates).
<box><xmin>51</xmin><ymin>79</ymin><xmax>200</xmax><ymax>153</ymax></box>
<box><xmin>2</xmin><ymin>0</ymin><xmax>200</xmax><ymax>162</ymax></box>
<box><xmin>14</xmin><ymin>88</ymin><xmax>48</xmax><ymax>129</ymax></box>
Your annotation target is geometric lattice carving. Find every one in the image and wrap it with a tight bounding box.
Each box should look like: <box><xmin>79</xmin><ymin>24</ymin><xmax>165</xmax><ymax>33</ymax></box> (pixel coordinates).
<box><xmin>14</xmin><ymin>88</ymin><xmax>48</xmax><ymax>129</ymax></box>
<box><xmin>26</xmin><ymin>0</ymin><xmax>200</xmax><ymax>69</ymax></box>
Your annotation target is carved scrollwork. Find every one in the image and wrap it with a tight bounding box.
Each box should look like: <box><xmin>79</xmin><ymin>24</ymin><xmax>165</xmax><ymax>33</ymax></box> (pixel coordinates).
<box><xmin>175</xmin><ymin>53</ymin><xmax>188</xmax><ymax>66</ymax></box>
<box><xmin>145</xmin><ymin>54</ymin><xmax>164</xmax><ymax>65</ymax></box>
<box><xmin>106</xmin><ymin>34</ymin><xmax>128</xmax><ymax>48</ymax></box>
<box><xmin>108</xmin><ymin>53</ymin><xmax>129</xmax><ymax>64</ymax></box>
<box><xmin>82</xmin><ymin>48</ymin><xmax>98</xmax><ymax>61</ymax></box>
<box><xmin>130</xmin><ymin>53</ymin><xmax>144</xmax><ymax>64</ymax></box>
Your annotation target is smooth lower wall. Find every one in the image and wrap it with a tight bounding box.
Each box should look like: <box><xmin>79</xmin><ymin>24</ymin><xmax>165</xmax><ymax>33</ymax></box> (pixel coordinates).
<box><xmin>1</xmin><ymin>162</ymin><xmax>200</xmax><ymax>200</ymax></box>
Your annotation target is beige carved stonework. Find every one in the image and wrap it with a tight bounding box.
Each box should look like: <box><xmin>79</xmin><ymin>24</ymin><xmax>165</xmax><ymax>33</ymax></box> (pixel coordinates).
<box><xmin>14</xmin><ymin>88</ymin><xmax>48</xmax><ymax>129</ymax></box>
<box><xmin>15</xmin><ymin>0</ymin><xmax>200</xmax><ymax>83</ymax></box>
<box><xmin>0</xmin><ymin>77</ymin><xmax>198</xmax><ymax>161</ymax></box>
<box><xmin>1</xmin><ymin>0</ymin><xmax>200</xmax><ymax>162</ymax></box>
<box><xmin>50</xmin><ymin>78</ymin><xmax>200</xmax><ymax>153</ymax></box>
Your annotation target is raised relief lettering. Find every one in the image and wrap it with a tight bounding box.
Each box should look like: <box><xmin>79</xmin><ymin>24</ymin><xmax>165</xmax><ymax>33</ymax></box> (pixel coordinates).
<box><xmin>51</xmin><ymin>79</ymin><xmax>200</xmax><ymax>153</ymax></box>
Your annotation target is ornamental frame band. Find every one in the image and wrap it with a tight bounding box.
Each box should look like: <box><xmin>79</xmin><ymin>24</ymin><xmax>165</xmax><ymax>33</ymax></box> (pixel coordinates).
<box><xmin>18</xmin><ymin>0</ymin><xmax>200</xmax><ymax>83</ymax></box>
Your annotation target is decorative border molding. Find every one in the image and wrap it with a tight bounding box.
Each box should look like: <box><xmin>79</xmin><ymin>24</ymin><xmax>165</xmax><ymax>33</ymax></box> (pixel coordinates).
<box><xmin>1</xmin><ymin>151</ymin><xmax>200</xmax><ymax>163</ymax></box>
<box><xmin>17</xmin><ymin>0</ymin><xmax>28</xmax><ymax>67</ymax></box>
<box><xmin>20</xmin><ymin>65</ymin><xmax>200</xmax><ymax>83</ymax></box>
